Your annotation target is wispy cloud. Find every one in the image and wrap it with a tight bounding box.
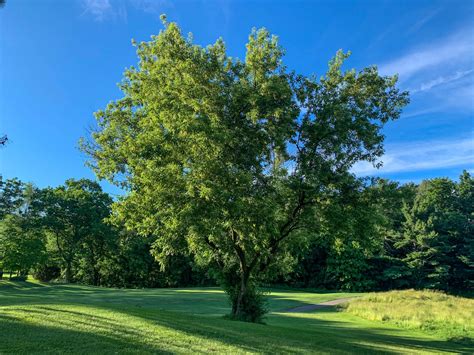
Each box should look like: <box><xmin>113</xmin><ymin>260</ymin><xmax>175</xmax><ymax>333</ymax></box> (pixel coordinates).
<box><xmin>410</xmin><ymin>70</ymin><xmax>473</xmax><ymax>93</ymax></box>
<box><xmin>129</xmin><ymin>0</ymin><xmax>171</xmax><ymax>15</ymax></box>
<box><xmin>352</xmin><ymin>137</ymin><xmax>474</xmax><ymax>176</ymax></box>
<box><xmin>378</xmin><ymin>26</ymin><xmax>474</xmax><ymax>117</ymax></box>
<box><xmin>378</xmin><ymin>30</ymin><xmax>473</xmax><ymax>81</ymax></box>
<box><xmin>81</xmin><ymin>0</ymin><xmax>127</xmax><ymax>22</ymax></box>
<box><xmin>407</xmin><ymin>7</ymin><xmax>441</xmax><ymax>34</ymax></box>
<box><xmin>80</xmin><ymin>0</ymin><xmax>170</xmax><ymax>22</ymax></box>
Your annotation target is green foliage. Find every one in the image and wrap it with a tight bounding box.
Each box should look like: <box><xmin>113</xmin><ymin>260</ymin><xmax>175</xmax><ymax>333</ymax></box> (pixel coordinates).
<box><xmin>0</xmin><ymin>178</ymin><xmax>46</xmax><ymax>277</ymax></box>
<box><xmin>32</xmin><ymin>264</ymin><xmax>61</xmax><ymax>282</ymax></box>
<box><xmin>0</xmin><ymin>176</ymin><xmax>23</xmax><ymax>219</ymax></box>
<box><xmin>81</xmin><ymin>19</ymin><xmax>408</xmax><ymax>320</ymax></box>
<box><xmin>98</xmin><ymin>231</ymin><xmax>211</xmax><ymax>288</ymax></box>
<box><xmin>40</xmin><ymin>179</ymin><xmax>114</xmax><ymax>284</ymax></box>
<box><xmin>400</xmin><ymin>172</ymin><xmax>473</xmax><ymax>291</ymax></box>
<box><xmin>0</xmin><ymin>214</ymin><xmax>46</xmax><ymax>276</ymax></box>
<box><xmin>288</xmin><ymin>172</ymin><xmax>472</xmax><ymax>293</ymax></box>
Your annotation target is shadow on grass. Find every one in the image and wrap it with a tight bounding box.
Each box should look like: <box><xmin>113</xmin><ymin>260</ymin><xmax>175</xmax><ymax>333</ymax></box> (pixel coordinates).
<box><xmin>0</xmin><ymin>312</ymin><xmax>176</xmax><ymax>354</ymax></box>
<box><xmin>134</xmin><ymin>307</ymin><xmax>474</xmax><ymax>354</ymax></box>
<box><xmin>0</xmin><ymin>281</ymin><xmax>350</xmax><ymax>313</ymax></box>
<box><xmin>1</xmin><ymin>281</ymin><xmax>472</xmax><ymax>354</ymax></box>
<box><xmin>3</xmin><ymin>303</ymin><xmax>472</xmax><ymax>354</ymax></box>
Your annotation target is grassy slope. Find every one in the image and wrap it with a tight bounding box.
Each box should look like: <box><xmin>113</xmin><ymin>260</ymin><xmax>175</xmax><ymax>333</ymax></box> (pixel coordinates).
<box><xmin>0</xmin><ymin>281</ymin><xmax>471</xmax><ymax>354</ymax></box>
<box><xmin>343</xmin><ymin>289</ymin><xmax>474</xmax><ymax>341</ymax></box>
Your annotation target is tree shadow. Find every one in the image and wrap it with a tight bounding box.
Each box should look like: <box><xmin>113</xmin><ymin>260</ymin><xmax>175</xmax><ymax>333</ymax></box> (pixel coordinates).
<box><xmin>1</xmin><ymin>281</ymin><xmax>472</xmax><ymax>354</ymax></box>
<box><xmin>123</xmin><ymin>305</ymin><xmax>474</xmax><ymax>354</ymax></box>
<box><xmin>0</xmin><ymin>312</ymin><xmax>176</xmax><ymax>354</ymax></box>
<box><xmin>8</xmin><ymin>302</ymin><xmax>469</xmax><ymax>354</ymax></box>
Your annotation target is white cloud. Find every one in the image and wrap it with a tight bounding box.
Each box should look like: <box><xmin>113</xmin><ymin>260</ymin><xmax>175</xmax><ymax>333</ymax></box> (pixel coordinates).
<box><xmin>81</xmin><ymin>0</ymin><xmax>127</xmax><ymax>22</ymax></box>
<box><xmin>352</xmin><ymin>137</ymin><xmax>474</xmax><ymax>176</ymax></box>
<box><xmin>378</xmin><ymin>31</ymin><xmax>473</xmax><ymax>81</ymax></box>
<box><xmin>80</xmin><ymin>0</ymin><xmax>170</xmax><ymax>22</ymax></box>
<box><xmin>129</xmin><ymin>0</ymin><xmax>171</xmax><ymax>15</ymax></box>
<box><xmin>410</xmin><ymin>70</ymin><xmax>473</xmax><ymax>93</ymax></box>
<box><xmin>378</xmin><ymin>27</ymin><xmax>474</xmax><ymax>116</ymax></box>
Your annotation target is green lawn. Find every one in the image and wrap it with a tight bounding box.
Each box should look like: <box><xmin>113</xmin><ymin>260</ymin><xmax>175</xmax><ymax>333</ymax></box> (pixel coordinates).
<box><xmin>0</xmin><ymin>280</ymin><xmax>472</xmax><ymax>354</ymax></box>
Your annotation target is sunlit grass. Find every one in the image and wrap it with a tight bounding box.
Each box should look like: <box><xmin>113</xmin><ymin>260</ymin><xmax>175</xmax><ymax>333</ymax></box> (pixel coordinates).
<box><xmin>0</xmin><ymin>281</ymin><xmax>472</xmax><ymax>354</ymax></box>
<box><xmin>343</xmin><ymin>289</ymin><xmax>474</xmax><ymax>341</ymax></box>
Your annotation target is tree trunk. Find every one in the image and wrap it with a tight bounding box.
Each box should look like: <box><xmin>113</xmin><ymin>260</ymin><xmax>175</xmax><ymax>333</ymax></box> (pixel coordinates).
<box><xmin>92</xmin><ymin>267</ymin><xmax>100</xmax><ymax>286</ymax></box>
<box><xmin>233</xmin><ymin>270</ymin><xmax>249</xmax><ymax>317</ymax></box>
<box><xmin>65</xmin><ymin>261</ymin><xmax>73</xmax><ymax>283</ymax></box>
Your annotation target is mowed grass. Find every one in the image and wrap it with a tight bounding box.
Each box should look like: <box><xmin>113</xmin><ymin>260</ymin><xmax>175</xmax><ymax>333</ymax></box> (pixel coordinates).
<box><xmin>343</xmin><ymin>289</ymin><xmax>474</xmax><ymax>341</ymax></box>
<box><xmin>0</xmin><ymin>281</ymin><xmax>472</xmax><ymax>354</ymax></box>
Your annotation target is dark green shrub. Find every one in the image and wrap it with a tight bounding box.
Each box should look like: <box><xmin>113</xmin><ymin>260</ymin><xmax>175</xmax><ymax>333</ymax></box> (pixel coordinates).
<box><xmin>33</xmin><ymin>265</ymin><xmax>61</xmax><ymax>282</ymax></box>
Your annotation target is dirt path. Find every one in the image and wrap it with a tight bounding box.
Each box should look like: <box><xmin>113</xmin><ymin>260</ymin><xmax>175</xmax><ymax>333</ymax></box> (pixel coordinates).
<box><xmin>285</xmin><ymin>297</ymin><xmax>355</xmax><ymax>313</ymax></box>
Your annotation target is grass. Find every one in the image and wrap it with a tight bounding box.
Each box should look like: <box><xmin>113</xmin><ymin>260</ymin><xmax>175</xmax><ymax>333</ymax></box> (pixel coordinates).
<box><xmin>0</xmin><ymin>280</ymin><xmax>472</xmax><ymax>354</ymax></box>
<box><xmin>343</xmin><ymin>289</ymin><xmax>474</xmax><ymax>341</ymax></box>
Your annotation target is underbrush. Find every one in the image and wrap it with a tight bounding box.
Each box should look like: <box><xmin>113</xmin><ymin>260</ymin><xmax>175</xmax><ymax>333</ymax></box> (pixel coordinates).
<box><xmin>342</xmin><ymin>289</ymin><xmax>473</xmax><ymax>342</ymax></box>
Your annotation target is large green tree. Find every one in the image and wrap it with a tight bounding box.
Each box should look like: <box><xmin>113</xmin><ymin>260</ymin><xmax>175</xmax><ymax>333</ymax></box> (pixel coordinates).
<box><xmin>81</xmin><ymin>18</ymin><xmax>408</xmax><ymax>321</ymax></box>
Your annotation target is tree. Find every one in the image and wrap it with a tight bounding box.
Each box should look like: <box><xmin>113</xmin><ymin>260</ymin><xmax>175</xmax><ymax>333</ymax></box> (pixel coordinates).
<box><xmin>40</xmin><ymin>179</ymin><xmax>113</xmax><ymax>284</ymax></box>
<box><xmin>0</xmin><ymin>176</ymin><xmax>24</xmax><ymax>219</ymax></box>
<box><xmin>81</xmin><ymin>18</ymin><xmax>408</xmax><ymax>321</ymax></box>
<box><xmin>0</xmin><ymin>179</ymin><xmax>45</xmax><ymax>278</ymax></box>
<box><xmin>367</xmin><ymin>179</ymin><xmax>417</xmax><ymax>289</ymax></box>
<box><xmin>401</xmin><ymin>172</ymin><xmax>473</xmax><ymax>291</ymax></box>
<box><xmin>0</xmin><ymin>214</ymin><xmax>46</xmax><ymax>277</ymax></box>
<box><xmin>289</xmin><ymin>178</ymin><xmax>393</xmax><ymax>291</ymax></box>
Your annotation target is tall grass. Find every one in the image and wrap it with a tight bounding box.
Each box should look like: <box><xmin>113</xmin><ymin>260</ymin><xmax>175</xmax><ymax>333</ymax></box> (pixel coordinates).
<box><xmin>343</xmin><ymin>289</ymin><xmax>473</xmax><ymax>341</ymax></box>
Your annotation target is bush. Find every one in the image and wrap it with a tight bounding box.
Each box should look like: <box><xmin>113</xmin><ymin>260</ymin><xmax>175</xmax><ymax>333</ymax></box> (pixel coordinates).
<box><xmin>33</xmin><ymin>265</ymin><xmax>61</xmax><ymax>282</ymax></box>
<box><xmin>225</xmin><ymin>285</ymin><xmax>268</xmax><ymax>323</ymax></box>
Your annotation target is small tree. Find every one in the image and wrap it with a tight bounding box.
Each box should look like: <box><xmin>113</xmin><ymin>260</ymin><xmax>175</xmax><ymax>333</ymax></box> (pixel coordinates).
<box><xmin>81</xmin><ymin>18</ymin><xmax>408</xmax><ymax>321</ymax></box>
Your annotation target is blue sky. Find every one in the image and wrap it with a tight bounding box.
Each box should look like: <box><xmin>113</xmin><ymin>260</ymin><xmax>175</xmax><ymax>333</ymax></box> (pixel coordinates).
<box><xmin>0</xmin><ymin>0</ymin><xmax>473</xmax><ymax>195</ymax></box>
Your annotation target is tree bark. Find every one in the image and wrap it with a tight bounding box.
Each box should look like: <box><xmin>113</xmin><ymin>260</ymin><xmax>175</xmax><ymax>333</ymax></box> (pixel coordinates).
<box><xmin>233</xmin><ymin>268</ymin><xmax>250</xmax><ymax>317</ymax></box>
<box><xmin>65</xmin><ymin>260</ymin><xmax>73</xmax><ymax>283</ymax></box>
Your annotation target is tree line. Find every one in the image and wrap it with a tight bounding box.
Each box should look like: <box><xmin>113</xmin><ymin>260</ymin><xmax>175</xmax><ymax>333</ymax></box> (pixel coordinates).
<box><xmin>0</xmin><ymin>177</ymin><xmax>210</xmax><ymax>287</ymax></box>
<box><xmin>1</xmin><ymin>172</ymin><xmax>471</xmax><ymax>294</ymax></box>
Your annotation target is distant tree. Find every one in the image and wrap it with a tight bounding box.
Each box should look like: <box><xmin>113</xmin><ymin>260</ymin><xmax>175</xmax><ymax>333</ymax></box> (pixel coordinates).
<box><xmin>0</xmin><ymin>214</ymin><xmax>46</xmax><ymax>277</ymax></box>
<box><xmin>0</xmin><ymin>177</ymin><xmax>23</xmax><ymax>219</ymax></box>
<box><xmin>401</xmin><ymin>172</ymin><xmax>473</xmax><ymax>291</ymax></box>
<box><xmin>290</xmin><ymin>178</ymin><xmax>390</xmax><ymax>291</ymax></box>
<box><xmin>367</xmin><ymin>179</ymin><xmax>417</xmax><ymax>289</ymax></box>
<box><xmin>40</xmin><ymin>179</ymin><xmax>113</xmax><ymax>284</ymax></box>
<box><xmin>0</xmin><ymin>180</ymin><xmax>45</xmax><ymax>278</ymax></box>
<box><xmin>81</xmin><ymin>18</ymin><xmax>408</xmax><ymax>321</ymax></box>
